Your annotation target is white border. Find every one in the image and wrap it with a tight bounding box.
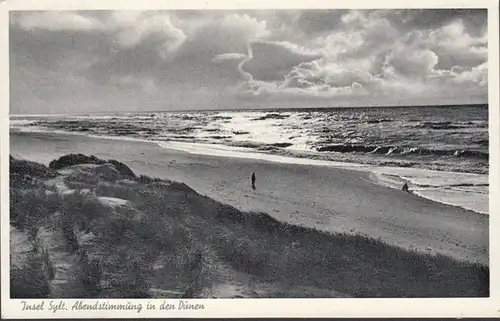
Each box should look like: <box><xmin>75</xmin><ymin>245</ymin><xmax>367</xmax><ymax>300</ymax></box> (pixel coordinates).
<box><xmin>1</xmin><ymin>0</ymin><xmax>499</xmax><ymax>318</ymax></box>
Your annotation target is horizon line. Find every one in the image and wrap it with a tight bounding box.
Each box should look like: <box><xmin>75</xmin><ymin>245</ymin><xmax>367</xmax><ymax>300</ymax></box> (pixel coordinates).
<box><xmin>9</xmin><ymin>102</ymin><xmax>488</xmax><ymax>116</ymax></box>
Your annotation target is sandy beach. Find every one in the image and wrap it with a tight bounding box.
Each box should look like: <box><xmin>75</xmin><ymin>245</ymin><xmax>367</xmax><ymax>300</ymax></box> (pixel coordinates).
<box><xmin>10</xmin><ymin>131</ymin><xmax>488</xmax><ymax>265</ymax></box>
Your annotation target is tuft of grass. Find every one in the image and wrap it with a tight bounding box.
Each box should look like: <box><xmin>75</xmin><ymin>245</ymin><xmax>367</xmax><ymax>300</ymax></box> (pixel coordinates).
<box><xmin>10</xmin><ymin>249</ymin><xmax>51</xmax><ymax>298</ymax></box>
<box><xmin>65</xmin><ymin>180</ymin><xmax>95</xmax><ymax>190</ymax></box>
<box><xmin>59</xmin><ymin>190</ymin><xmax>108</xmax><ymax>232</ymax></box>
<box><xmin>136</xmin><ymin>174</ymin><xmax>165</xmax><ymax>184</ymax></box>
<box><xmin>107</xmin><ymin>159</ymin><xmax>136</xmax><ymax>178</ymax></box>
<box><xmin>10</xmin><ymin>187</ymin><xmax>60</xmax><ymax>233</ymax></box>
<box><xmin>217</xmin><ymin>234</ymin><xmax>273</xmax><ymax>277</ymax></box>
<box><xmin>49</xmin><ymin>153</ymin><xmax>105</xmax><ymax>170</ymax></box>
<box><xmin>10</xmin><ymin>156</ymin><xmax>56</xmax><ymax>179</ymax></box>
<box><xmin>105</xmin><ymin>257</ymin><xmax>153</xmax><ymax>298</ymax></box>
<box><xmin>41</xmin><ymin>247</ymin><xmax>56</xmax><ymax>281</ymax></box>
<box><xmin>66</xmin><ymin>170</ymin><xmax>100</xmax><ymax>186</ymax></box>
<box><xmin>73</xmin><ymin>256</ymin><xmax>103</xmax><ymax>298</ymax></box>
<box><xmin>95</xmin><ymin>182</ymin><xmax>139</xmax><ymax>202</ymax></box>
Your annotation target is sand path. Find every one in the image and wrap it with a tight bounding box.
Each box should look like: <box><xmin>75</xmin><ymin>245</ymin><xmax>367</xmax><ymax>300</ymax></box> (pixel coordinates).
<box><xmin>10</xmin><ymin>132</ymin><xmax>489</xmax><ymax>265</ymax></box>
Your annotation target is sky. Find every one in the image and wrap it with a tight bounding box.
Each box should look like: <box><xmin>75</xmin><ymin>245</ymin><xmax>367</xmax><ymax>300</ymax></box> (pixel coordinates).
<box><xmin>10</xmin><ymin>9</ymin><xmax>488</xmax><ymax>114</ymax></box>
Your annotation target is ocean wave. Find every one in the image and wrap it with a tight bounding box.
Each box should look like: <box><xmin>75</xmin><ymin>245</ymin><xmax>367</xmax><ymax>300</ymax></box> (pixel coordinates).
<box><xmin>365</xmin><ymin>118</ymin><xmax>394</xmax><ymax>124</ymax></box>
<box><xmin>472</xmin><ymin>138</ymin><xmax>489</xmax><ymax>146</ymax></box>
<box><xmin>316</xmin><ymin>144</ymin><xmax>488</xmax><ymax>160</ymax></box>
<box><xmin>252</xmin><ymin>113</ymin><xmax>290</xmax><ymax>121</ymax></box>
<box><xmin>412</xmin><ymin>121</ymin><xmax>487</xmax><ymax>130</ymax></box>
<box><xmin>229</xmin><ymin>141</ymin><xmax>294</xmax><ymax>150</ymax></box>
<box><xmin>267</xmin><ymin>143</ymin><xmax>293</xmax><ymax>148</ymax></box>
<box><xmin>212</xmin><ymin>115</ymin><xmax>233</xmax><ymax>120</ymax></box>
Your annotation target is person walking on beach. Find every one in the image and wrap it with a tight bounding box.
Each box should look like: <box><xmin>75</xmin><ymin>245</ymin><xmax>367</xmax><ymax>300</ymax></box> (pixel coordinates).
<box><xmin>251</xmin><ymin>172</ymin><xmax>256</xmax><ymax>190</ymax></box>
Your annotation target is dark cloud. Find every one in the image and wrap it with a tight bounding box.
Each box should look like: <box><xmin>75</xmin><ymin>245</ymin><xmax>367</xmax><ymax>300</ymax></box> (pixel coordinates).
<box><xmin>86</xmin><ymin>39</ymin><xmax>167</xmax><ymax>84</ymax></box>
<box><xmin>387</xmin><ymin>9</ymin><xmax>487</xmax><ymax>36</ymax></box>
<box><xmin>10</xmin><ymin>26</ymin><xmax>107</xmax><ymax>71</ymax></box>
<box><xmin>242</xmin><ymin>41</ymin><xmax>322</xmax><ymax>82</ymax></box>
<box><xmin>297</xmin><ymin>9</ymin><xmax>348</xmax><ymax>34</ymax></box>
<box><xmin>386</xmin><ymin>48</ymin><xmax>439</xmax><ymax>78</ymax></box>
<box><xmin>434</xmin><ymin>46</ymin><xmax>487</xmax><ymax>70</ymax></box>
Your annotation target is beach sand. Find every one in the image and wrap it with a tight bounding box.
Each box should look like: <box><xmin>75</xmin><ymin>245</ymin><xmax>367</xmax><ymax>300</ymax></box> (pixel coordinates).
<box><xmin>10</xmin><ymin>131</ymin><xmax>488</xmax><ymax>265</ymax></box>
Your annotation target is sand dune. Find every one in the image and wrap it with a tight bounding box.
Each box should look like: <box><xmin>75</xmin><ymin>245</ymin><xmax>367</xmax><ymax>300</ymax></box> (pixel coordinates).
<box><xmin>10</xmin><ymin>131</ymin><xmax>489</xmax><ymax>265</ymax></box>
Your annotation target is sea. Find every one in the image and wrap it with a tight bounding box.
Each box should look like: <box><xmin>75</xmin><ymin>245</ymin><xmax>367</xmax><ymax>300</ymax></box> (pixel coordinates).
<box><xmin>10</xmin><ymin>104</ymin><xmax>489</xmax><ymax>214</ymax></box>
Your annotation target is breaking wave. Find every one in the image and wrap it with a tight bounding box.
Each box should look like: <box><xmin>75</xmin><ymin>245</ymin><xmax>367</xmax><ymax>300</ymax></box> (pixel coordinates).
<box><xmin>316</xmin><ymin>144</ymin><xmax>488</xmax><ymax>160</ymax></box>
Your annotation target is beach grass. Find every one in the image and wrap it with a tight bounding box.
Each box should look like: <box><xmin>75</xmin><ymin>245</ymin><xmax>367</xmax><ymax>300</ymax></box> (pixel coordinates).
<box><xmin>9</xmin><ymin>155</ymin><xmax>489</xmax><ymax>298</ymax></box>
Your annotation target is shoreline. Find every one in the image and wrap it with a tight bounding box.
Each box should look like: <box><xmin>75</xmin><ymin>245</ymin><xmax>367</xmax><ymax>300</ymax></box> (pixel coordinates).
<box><xmin>9</xmin><ymin>153</ymin><xmax>488</xmax><ymax>298</ymax></box>
<box><xmin>9</xmin><ymin>130</ymin><xmax>489</xmax><ymax>265</ymax></box>
<box><xmin>11</xmin><ymin>127</ymin><xmax>489</xmax><ymax>215</ymax></box>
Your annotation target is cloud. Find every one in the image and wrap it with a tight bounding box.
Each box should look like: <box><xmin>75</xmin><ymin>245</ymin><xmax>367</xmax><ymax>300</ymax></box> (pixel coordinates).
<box><xmin>212</xmin><ymin>53</ymin><xmax>248</xmax><ymax>63</ymax></box>
<box><xmin>12</xmin><ymin>11</ymin><xmax>187</xmax><ymax>58</ymax></box>
<box><xmin>11</xmin><ymin>11</ymin><xmax>104</xmax><ymax>31</ymax></box>
<box><xmin>436</xmin><ymin>62</ymin><xmax>488</xmax><ymax>91</ymax></box>
<box><xmin>296</xmin><ymin>9</ymin><xmax>348</xmax><ymax>34</ymax></box>
<box><xmin>241</xmin><ymin>41</ymin><xmax>323</xmax><ymax>81</ymax></box>
<box><xmin>388</xmin><ymin>9</ymin><xmax>487</xmax><ymax>37</ymax></box>
<box><xmin>111</xmin><ymin>75</ymin><xmax>158</xmax><ymax>93</ymax></box>
<box><xmin>109</xmin><ymin>12</ymin><xmax>186</xmax><ymax>54</ymax></box>
<box><xmin>9</xmin><ymin>9</ymin><xmax>489</xmax><ymax>113</ymax></box>
<box><xmin>180</xmin><ymin>13</ymin><xmax>269</xmax><ymax>58</ymax></box>
<box><xmin>425</xmin><ymin>22</ymin><xmax>487</xmax><ymax>70</ymax></box>
<box><xmin>213</xmin><ymin>49</ymin><xmax>253</xmax><ymax>83</ymax></box>
<box><xmin>385</xmin><ymin>47</ymin><xmax>439</xmax><ymax>79</ymax></box>
<box><xmin>223</xmin><ymin>9</ymin><xmax>487</xmax><ymax>104</ymax></box>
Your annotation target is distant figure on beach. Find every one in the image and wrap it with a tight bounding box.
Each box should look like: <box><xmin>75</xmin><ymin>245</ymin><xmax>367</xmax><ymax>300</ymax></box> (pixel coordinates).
<box><xmin>251</xmin><ymin>172</ymin><xmax>256</xmax><ymax>190</ymax></box>
<box><xmin>402</xmin><ymin>182</ymin><xmax>409</xmax><ymax>192</ymax></box>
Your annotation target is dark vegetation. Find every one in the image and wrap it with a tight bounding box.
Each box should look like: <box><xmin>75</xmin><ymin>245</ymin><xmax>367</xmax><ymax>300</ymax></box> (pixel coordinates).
<box><xmin>9</xmin><ymin>156</ymin><xmax>56</xmax><ymax>189</ymax></box>
<box><xmin>10</xmin><ymin>249</ymin><xmax>51</xmax><ymax>298</ymax></box>
<box><xmin>182</xmin><ymin>192</ymin><xmax>489</xmax><ymax>297</ymax></box>
<box><xmin>49</xmin><ymin>153</ymin><xmax>135</xmax><ymax>178</ymax></box>
<box><xmin>10</xmin><ymin>155</ymin><xmax>489</xmax><ymax>298</ymax></box>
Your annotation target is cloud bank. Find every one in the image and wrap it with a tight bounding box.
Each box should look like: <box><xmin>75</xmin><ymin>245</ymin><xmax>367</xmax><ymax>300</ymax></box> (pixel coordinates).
<box><xmin>10</xmin><ymin>9</ymin><xmax>488</xmax><ymax>113</ymax></box>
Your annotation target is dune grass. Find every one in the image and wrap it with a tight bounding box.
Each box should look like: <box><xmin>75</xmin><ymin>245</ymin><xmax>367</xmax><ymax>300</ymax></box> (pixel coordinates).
<box><xmin>10</xmin><ymin>250</ymin><xmax>51</xmax><ymax>298</ymax></box>
<box><xmin>9</xmin><ymin>156</ymin><xmax>489</xmax><ymax>298</ymax></box>
<box><xmin>153</xmin><ymin>180</ymin><xmax>489</xmax><ymax>298</ymax></box>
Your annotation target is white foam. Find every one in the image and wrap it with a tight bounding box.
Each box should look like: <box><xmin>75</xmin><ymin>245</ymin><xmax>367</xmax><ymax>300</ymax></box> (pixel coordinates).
<box><xmin>156</xmin><ymin>141</ymin><xmax>367</xmax><ymax>168</ymax></box>
<box><xmin>413</xmin><ymin>188</ymin><xmax>488</xmax><ymax>214</ymax></box>
<box><xmin>157</xmin><ymin>141</ymin><xmax>488</xmax><ymax>214</ymax></box>
<box><xmin>370</xmin><ymin>167</ymin><xmax>488</xmax><ymax>214</ymax></box>
<box><xmin>12</xmin><ymin>126</ymin><xmax>489</xmax><ymax>215</ymax></box>
<box><xmin>9</xmin><ymin>119</ymin><xmax>37</xmax><ymax>126</ymax></box>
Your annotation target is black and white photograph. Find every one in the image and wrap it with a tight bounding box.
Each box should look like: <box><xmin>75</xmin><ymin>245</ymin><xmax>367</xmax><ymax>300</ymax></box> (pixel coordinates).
<box><xmin>2</xmin><ymin>1</ymin><xmax>499</xmax><ymax>318</ymax></box>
